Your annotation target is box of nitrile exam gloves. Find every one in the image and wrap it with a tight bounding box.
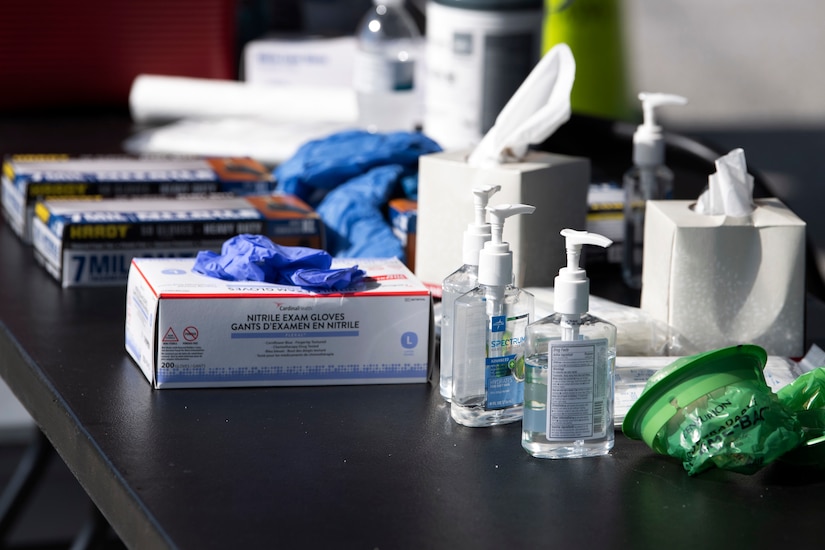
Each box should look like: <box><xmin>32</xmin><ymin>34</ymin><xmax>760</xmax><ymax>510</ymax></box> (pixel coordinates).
<box><xmin>125</xmin><ymin>257</ymin><xmax>433</xmax><ymax>389</ymax></box>
<box><xmin>1</xmin><ymin>155</ymin><xmax>275</xmax><ymax>243</ymax></box>
<box><xmin>31</xmin><ymin>194</ymin><xmax>322</xmax><ymax>287</ymax></box>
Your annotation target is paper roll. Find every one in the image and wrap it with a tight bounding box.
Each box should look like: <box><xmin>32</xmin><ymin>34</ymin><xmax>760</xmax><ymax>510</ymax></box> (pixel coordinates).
<box><xmin>129</xmin><ymin>74</ymin><xmax>358</xmax><ymax>124</ymax></box>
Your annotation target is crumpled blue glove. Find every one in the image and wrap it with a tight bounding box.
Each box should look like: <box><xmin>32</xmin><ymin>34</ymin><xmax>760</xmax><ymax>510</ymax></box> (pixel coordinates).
<box><xmin>274</xmin><ymin>129</ymin><xmax>442</xmax><ymax>206</ymax></box>
<box><xmin>273</xmin><ymin>129</ymin><xmax>442</xmax><ymax>260</ymax></box>
<box><xmin>192</xmin><ymin>234</ymin><xmax>365</xmax><ymax>290</ymax></box>
<box><xmin>318</xmin><ymin>164</ymin><xmax>404</xmax><ymax>258</ymax></box>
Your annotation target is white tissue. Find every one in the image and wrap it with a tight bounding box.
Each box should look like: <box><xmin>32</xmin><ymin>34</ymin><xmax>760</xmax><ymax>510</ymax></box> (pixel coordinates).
<box><xmin>129</xmin><ymin>74</ymin><xmax>358</xmax><ymax>124</ymax></box>
<box><xmin>695</xmin><ymin>148</ymin><xmax>755</xmax><ymax>217</ymax></box>
<box><xmin>467</xmin><ymin>43</ymin><xmax>576</xmax><ymax>168</ymax></box>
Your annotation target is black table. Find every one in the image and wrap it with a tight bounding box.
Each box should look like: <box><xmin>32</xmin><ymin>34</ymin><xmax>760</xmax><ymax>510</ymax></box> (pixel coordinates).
<box><xmin>2</xmin><ymin>112</ymin><xmax>825</xmax><ymax>549</ymax></box>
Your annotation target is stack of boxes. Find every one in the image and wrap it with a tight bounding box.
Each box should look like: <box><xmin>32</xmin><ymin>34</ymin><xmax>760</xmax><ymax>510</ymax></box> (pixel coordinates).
<box><xmin>1</xmin><ymin>155</ymin><xmax>322</xmax><ymax>287</ymax></box>
<box><xmin>1</xmin><ymin>154</ymin><xmax>433</xmax><ymax>388</ymax></box>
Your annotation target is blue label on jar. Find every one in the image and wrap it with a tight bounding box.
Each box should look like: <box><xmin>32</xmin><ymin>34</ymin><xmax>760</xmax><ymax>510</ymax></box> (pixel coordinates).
<box><xmin>486</xmin><ymin>353</ymin><xmax>523</xmax><ymax>409</ymax></box>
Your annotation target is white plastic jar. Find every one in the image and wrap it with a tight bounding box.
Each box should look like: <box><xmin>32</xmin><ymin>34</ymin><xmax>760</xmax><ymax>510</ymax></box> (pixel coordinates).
<box><xmin>423</xmin><ymin>0</ymin><xmax>543</xmax><ymax>150</ymax></box>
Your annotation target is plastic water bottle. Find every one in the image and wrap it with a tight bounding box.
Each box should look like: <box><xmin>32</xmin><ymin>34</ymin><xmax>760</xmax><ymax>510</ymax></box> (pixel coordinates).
<box><xmin>354</xmin><ymin>0</ymin><xmax>422</xmax><ymax>132</ymax></box>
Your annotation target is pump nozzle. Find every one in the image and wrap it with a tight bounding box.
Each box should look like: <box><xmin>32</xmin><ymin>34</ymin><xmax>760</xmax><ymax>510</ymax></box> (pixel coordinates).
<box><xmin>477</xmin><ymin>203</ymin><xmax>535</xmax><ymax>287</ymax></box>
<box><xmin>555</xmin><ymin>228</ymin><xmax>612</xmax><ymax>316</ymax></box>
<box><xmin>634</xmin><ymin>92</ymin><xmax>687</xmax><ymax>167</ymax></box>
<box><xmin>461</xmin><ymin>185</ymin><xmax>501</xmax><ymax>266</ymax></box>
<box><xmin>561</xmin><ymin>228</ymin><xmax>612</xmax><ymax>272</ymax></box>
<box><xmin>472</xmin><ymin>185</ymin><xmax>501</xmax><ymax>226</ymax></box>
<box><xmin>487</xmin><ymin>203</ymin><xmax>536</xmax><ymax>245</ymax></box>
<box><xmin>639</xmin><ymin>92</ymin><xmax>687</xmax><ymax>130</ymax></box>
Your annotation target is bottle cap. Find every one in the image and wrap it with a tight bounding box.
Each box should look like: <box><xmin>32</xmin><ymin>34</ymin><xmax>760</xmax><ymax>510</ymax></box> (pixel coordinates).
<box><xmin>462</xmin><ymin>185</ymin><xmax>500</xmax><ymax>266</ymax></box>
<box><xmin>477</xmin><ymin>203</ymin><xmax>535</xmax><ymax>287</ymax></box>
<box><xmin>553</xmin><ymin>228</ymin><xmax>611</xmax><ymax>315</ymax></box>
<box><xmin>633</xmin><ymin>92</ymin><xmax>687</xmax><ymax>167</ymax></box>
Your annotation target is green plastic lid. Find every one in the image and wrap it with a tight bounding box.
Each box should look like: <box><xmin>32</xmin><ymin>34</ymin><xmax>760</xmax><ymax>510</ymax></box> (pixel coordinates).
<box><xmin>622</xmin><ymin>345</ymin><xmax>768</xmax><ymax>452</ymax></box>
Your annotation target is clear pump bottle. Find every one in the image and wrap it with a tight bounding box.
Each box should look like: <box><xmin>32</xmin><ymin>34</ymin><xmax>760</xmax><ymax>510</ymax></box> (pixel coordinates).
<box><xmin>354</xmin><ymin>0</ymin><xmax>422</xmax><ymax>132</ymax></box>
<box><xmin>522</xmin><ymin>229</ymin><xmax>617</xmax><ymax>458</ymax></box>
<box><xmin>451</xmin><ymin>204</ymin><xmax>535</xmax><ymax>427</ymax></box>
<box><xmin>440</xmin><ymin>185</ymin><xmax>501</xmax><ymax>402</ymax></box>
<box><xmin>622</xmin><ymin>92</ymin><xmax>687</xmax><ymax>289</ymax></box>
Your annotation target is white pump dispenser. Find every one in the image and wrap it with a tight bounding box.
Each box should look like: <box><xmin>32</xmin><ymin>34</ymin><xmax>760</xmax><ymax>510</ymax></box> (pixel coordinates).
<box><xmin>439</xmin><ymin>185</ymin><xmax>501</xmax><ymax>402</ymax></box>
<box><xmin>522</xmin><ymin>228</ymin><xmax>617</xmax><ymax>459</ymax></box>
<box><xmin>478</xmin><ymin>203</ymin><xmax>536</xmax><ymax>288</ymax></box>
<box><xmin>451</xmin><ymin>203</ymin><xmax>535</xmax><ymax>427</ymax></box>
<box><xmin>633</xmin><ymin>92</ymin><xmax>688</xmax><ymax>168</ymax></box>
<box><xmin>623</xmin><ymin>92</ymin><xmax>687</xmax><ymax>290</ymax></box>
<box><xmin>463</xmin><ymin>185</ymin><xmax>501</xmax><ymax>265</ymax></box>
<box><xmin>554</xmin><ymin>228</ymin><xmax>613</xmax><ymax>320</ymax></box>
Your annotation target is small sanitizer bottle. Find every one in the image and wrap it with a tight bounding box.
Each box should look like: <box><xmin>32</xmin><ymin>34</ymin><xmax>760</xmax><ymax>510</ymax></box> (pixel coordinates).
<box><xmin>440</xmin><ymin>184</ymin><xmax>501</xmax><ymax>402</ymax></box>
<box><xmin>522</xmin><ymin>229</ymin><xmax>617</xmax><ymax>458</ymax></box>
<box><xmin>451</xmin><ymin>204</ymin><xmax>535</xmax><ymax>427</ymax></box>
<box><xmin>622</xmin><ymin>92</ymin><xmax>687</xmax><ymax>289</ymax></box>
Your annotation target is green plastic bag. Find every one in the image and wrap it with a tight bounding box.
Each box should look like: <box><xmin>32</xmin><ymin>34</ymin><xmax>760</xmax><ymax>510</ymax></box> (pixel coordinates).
<box><xmin>623</xmin><ymin>345</ymin><xmax>804</xmax><ymax>476</ymax></box>
<box><xmin>776</xmin><ymin>368</ymin><xmax>825</xmax><ymax>465</ymax></box>
<box><xmin>660</xmin><ymin>379</ymin><xmax>802</xmax><ymax>475</ymax></box>
<box><xmin>777</xmin><ymin>367</ymin><xmax>825</xmax><ymax>411</ymax></box>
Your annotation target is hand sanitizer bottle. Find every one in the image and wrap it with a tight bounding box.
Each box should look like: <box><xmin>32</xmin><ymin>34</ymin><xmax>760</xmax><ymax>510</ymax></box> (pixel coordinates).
<box><xmin>440</xmin><ymin>185</ymin><xmax>501</xmax><ymax>402</ymax></box>
<box><xmin>622</xmin><ymin>92</ymin><xmax>687</xmax><ymax>289</ymax></box>
<box><xmin>451</xmin><ymin>204</ymin><xmax>535</xmax><ymax>427</ymax></box>
<box><xmin>522</xmin><ymin>229</ymin><xmax>617</xmax><ymax>458</ymax></box>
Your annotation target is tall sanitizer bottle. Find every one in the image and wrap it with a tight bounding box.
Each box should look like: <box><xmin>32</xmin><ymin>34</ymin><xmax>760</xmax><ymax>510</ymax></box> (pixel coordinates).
<box><xmin>622</xmin><ymin>92</ymin><xmax>687</xmax><ymax>289</ymax></box>
<box><xmin>522</xmin><ymin>229</ymin><xmax>617</xmax><ymax>458</ymax></box>
<box><xmin>451</xmin><ymin>204</ymin><xmax>535</xmax><ymax>427</ymax></box>
<box><xmin>440</xmin><ymin>185</ymin><xmax>501</xmax><ymax>402</ymax></box>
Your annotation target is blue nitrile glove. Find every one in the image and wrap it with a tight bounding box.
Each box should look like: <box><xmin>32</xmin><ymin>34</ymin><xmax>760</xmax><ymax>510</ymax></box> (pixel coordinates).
<box><xmin>192</xmin><ymin>234</ymin><xmax>365</xmax><ymax>290</ymax></box>
<box><xmin>274</xmin><ymin>129</ymin><xmax>442</xmax><ymax>206</ymax></box>
<box><xmin>317</xmin><ymin>164</ymin><xmax>405</xmax><ymax>259</ymax></box>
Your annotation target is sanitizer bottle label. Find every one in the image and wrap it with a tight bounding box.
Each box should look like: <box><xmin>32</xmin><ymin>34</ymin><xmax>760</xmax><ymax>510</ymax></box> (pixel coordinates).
<box><xmin>547</xmin><ymin>339</ymin><xmax>609</xmax><ymax>439</ymax></box>
<box><xmin>485</xmin><ymin>312</ymin><xmax>528</xmax><ymax>409</ymax></box>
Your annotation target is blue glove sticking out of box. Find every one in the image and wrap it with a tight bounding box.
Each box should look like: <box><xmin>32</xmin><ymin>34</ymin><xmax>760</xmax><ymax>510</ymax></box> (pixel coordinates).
<box><xmin>193</xmin><ymin>234</ymin><xmax>365</xmax><ymax>290</ymax></box>
<box><xmin>274</xmin><ymin>130</ymin><xmax>441</xmax><ymax>259</ymax></box>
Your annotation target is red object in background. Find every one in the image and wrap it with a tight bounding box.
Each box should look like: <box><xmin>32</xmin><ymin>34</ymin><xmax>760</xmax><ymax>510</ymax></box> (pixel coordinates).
<box><xmin>0</xmin><ymin>0</ymin><xmax>237</xmax><ymax>110</ymax></box>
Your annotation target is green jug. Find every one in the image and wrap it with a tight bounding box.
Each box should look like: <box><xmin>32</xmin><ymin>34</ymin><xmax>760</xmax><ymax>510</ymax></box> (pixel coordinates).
<box><xmin>543</xmin><ymin>0</ymin><xmax>632</xmax><ymax>120</ymax></box>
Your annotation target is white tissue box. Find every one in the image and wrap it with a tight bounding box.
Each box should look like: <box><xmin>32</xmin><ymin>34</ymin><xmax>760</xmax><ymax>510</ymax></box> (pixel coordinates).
<box><xmin>125</xmin><ymin>257</ymin><xmax>433</xmax><ymax>389</ymax></box>
<box><xmin>640</xmin><ymin>198</ymin><xmax>806</xmax><ymax>356</ymax></box>
<box><xmin>414</xmin><ymin>150</ymin><xmax>590</xmax><ymax>293</ymax></box>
